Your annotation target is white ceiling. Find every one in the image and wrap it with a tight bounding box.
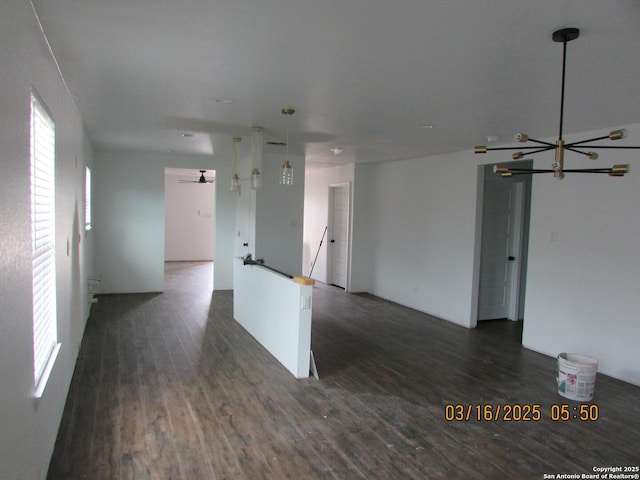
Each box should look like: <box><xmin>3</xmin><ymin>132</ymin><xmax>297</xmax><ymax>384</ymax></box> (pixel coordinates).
<box><xmin>31</xmin><ymin>0</ymin><xmax>640</xmax><ymax>169</ymax></box>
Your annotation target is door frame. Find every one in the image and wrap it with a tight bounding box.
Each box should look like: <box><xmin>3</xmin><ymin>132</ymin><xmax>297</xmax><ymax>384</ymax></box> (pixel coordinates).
<box><xmin>326</xmin><ymin>182</ymin><xmax>351</xmax><ymax>291</ymax></box>
<box><xmin>472</xmin><ymin>161</ymin><xmax>531</xmax><ymax>328</ymax></box>
<box><xmin>507</xmin><ymin>180</ymin><xmax>526</xmax><ymax>321</ymax></box>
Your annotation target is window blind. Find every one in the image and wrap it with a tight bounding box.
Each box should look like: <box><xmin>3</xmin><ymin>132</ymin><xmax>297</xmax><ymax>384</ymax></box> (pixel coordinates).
<box><xmin>30</xmin><ymin>93</ymin><xmax>58</xmax><ymax>395</ymax></box>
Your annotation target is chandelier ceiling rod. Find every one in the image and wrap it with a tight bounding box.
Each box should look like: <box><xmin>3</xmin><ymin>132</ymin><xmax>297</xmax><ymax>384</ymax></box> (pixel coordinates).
<box><xmin>556</xmin><ymin>28</ymin><xmax>576</xmax><ymax>142</ymax></box>
<box><xmin>475</xmin><ymin>27</ymin><xmax>638</xmax><ymax>179</ymax></box>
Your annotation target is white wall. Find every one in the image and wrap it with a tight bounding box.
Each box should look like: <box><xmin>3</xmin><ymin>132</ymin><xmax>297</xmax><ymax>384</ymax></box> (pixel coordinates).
<box><xmin>350</xmin><ymin>163</ymin><xmax>374</xmax><ymax>293</ymax></box>
<box><xmin>522</xmin><ymin>125</ymin><xmax>640</xmax><ymax>386</ymax></box>
<box><xmin>353</xmin><ymin>125</ymin><xmax>640</xmax><ymax>386</ymax></box>
<box><xmin>234</xmin><ymin>147</ymin><xmax>306</xmax><ymax>277</ymax></box>
<box><xmin>0</xmin><ymin>1</ymin><xmax>94</xmax><ymax>478</ymax></box>
<box><xmin>164</xmin><ymin>171</ymin><xmax>215</xmax><ymax>261</ymax></box>
<box><xmin>303</xmin><ymin>164</ymin><xmax>354</xmax><ymax>281</ymax></box>
<box><xmin>233</xmin><ymin>259</ymin><xmax>312</xmax><ymax>378</ymax></box>
<box><xmin>94</xmin><ymin>150</ymin><xmax>236</xmax><ymax>292</ymax></box>
<box><xmin>367</xmin><ymin>151</ymin><xmax>480</xmax><ymax>326</ymax></box>
<box><xmin>255</xmin><ymin>151</ymin><xmax>306</xmax><ymax>276</ymax></box>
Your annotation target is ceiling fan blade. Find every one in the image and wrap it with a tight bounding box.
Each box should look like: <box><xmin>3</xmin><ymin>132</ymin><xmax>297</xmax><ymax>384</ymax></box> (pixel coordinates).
<box><xmin>177</xmin><ymin>179</ymin><xmax>215</xmax><ymax>183</ymax></box>
<box><xmin>177</xmin><ymin>169</ymin><xmax>215</xmax><ymax>184</ymax></box>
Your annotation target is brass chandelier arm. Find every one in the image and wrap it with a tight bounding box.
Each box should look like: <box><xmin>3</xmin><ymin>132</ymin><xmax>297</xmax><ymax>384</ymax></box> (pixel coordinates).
<box><xmin>562</xmin><ymin>168</ymin><xmax>621</xmax><ymax>173</ymax></box>
<box><xmin>566</xmin><ymin>145</ymin><xmax>640</xmax><ymax>150</ymax></box>
<box><xmin>523</xmin><ymin>137</ymin><xmax>556</xmax><ymax>147</ymax></box>
<box><xmin>566</xmin><ymin>134</ymin><xmax>614</xmax><ymax>146</ymax></box>
<box><xmin>505</xmin><ymin>169</ymin><xmax>621</xmax><ymax>176</ymax></box>
<box><xmin>479</xmin><ymin>144</ymin><xmax>640</xmax><ymax>153</ymax></box>
<box><xmin>563</xmin><ymin>146</ymin><xmax>598</xmax><ymax>157</ymax></box>
<box><xmin>476</xmin><ymin>146</ymin><xmax>555</xmax><ymax>152</ymax></box>
<box><xmin>507</xmin><ymin>169</ymin><xmax>556</xmax><ymax>174</ymax></box>
<box><xmin>495</xmin><ymin>165</ymin><xmax>629</xmax><ymax>177</ymax></box>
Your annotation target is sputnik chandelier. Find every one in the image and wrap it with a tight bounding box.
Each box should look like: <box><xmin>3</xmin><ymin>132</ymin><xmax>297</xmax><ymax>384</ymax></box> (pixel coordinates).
<box><xmin>475</xmin><ymin>28</ymin><xmax>639</xmax><ymax>179</ymax></box>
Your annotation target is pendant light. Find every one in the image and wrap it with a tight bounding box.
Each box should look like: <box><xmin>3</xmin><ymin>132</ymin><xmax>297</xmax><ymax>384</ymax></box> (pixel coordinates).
<box><xmin>251</xmin><ymin>127</ymin><xmax>263</xmax><ymax>189</ymax></box>
<box><xmin>231</xmin><ymin>137</ymin><xmax>241</xmax><ymax>193</ymax></box>
<box><xmin>475</xmin><ymin>28</ymin><xmax>638</xmax><ymax>179</ymax></box>
<box><xmin>280</xmin><ymin>108</ymin><xmax>295</xmax><ymax>185</ymax></box>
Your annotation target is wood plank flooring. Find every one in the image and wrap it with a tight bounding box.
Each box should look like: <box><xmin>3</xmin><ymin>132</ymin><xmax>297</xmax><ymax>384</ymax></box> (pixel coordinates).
<box><xmin>47</xmin><ymin>261</ymin><xmax>640</xmax><ymax>479</ymax></box>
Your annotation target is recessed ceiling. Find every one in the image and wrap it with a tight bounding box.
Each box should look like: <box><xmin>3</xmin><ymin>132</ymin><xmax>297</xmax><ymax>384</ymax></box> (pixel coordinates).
<box><xmin>31</xmin><ymin>0</ymin><xmax>640</xmax><ymax>169</ymax></box>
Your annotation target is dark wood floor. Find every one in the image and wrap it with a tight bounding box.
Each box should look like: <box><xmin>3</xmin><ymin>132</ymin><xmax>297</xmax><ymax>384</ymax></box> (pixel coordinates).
<box><xmin>48</xmin><ymin>261</ymin><xmax>640</xmax><ymax>479</ymax></box>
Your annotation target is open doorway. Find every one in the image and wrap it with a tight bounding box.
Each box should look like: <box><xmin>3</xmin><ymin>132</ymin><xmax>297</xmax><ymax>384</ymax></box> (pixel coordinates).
<box><xmin>164</xmin><ymin>167</ymin><xmax>216</xmax><ymax>288</ymax></box>
<box><xmin>475</xmin><ymin>161</ymin><xmax>532</xmax><ymax>337</ymax></box>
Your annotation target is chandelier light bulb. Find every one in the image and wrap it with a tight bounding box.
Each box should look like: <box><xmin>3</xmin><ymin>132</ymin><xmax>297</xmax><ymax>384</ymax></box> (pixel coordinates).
<box><xmin>280</xmin><ymin>160</ymin><xmax>293</xmax><ymax>185</ymax></box>
<box><xmin>251</xmin><ymin>168</ymin><xmax>262</xmax><ymax>189</ymax></box>
<box><xmin>609</xmin><ymin>129</ymin><xmax>627</xmax><ymax>140</ymax></box>
<box><xmin>231</xmin><ymin>136</ymin><xmax>241</xmax><ymax>192</ymax></box>
<box><xmin>280</xmin><ymin>108</ymin><xmax>295</xmax><ymax>186</ymax></box>
<box><xmin>231</xmin><ymin>173</ymin><xmax>240</xmax><ymax>192</ymax></box>
<box><xmin>251</xmin><ymin>127</ymin><xmax>264</xmax><ymax>189</ymax></box>
<box><xmin>610</xmin><ymin>165</ymin><xmax>629</xmax><ymax>176</ymax></box>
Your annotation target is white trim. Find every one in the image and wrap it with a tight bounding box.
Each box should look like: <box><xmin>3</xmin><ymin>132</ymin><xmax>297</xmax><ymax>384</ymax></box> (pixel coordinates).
<box><xmin>34</xmin><ymin>343</ymin><xmax>61</xmax><ymax>399</ymax></box>
<box><xmin>85</xmin><ymin>165</ymin><xmax>92</xmax><ymax>230</ymax></box>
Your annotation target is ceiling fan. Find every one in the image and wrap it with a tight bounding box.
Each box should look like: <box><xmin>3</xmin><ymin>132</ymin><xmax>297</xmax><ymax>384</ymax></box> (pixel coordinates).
<box><xmin>178</xmin><ymin>170</ymin><xmax>215</xmax><ymax>184</ymax></box>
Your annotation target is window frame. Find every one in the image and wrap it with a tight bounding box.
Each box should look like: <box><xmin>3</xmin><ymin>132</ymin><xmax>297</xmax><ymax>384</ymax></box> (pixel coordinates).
<box><xmin>30</xmin><ymin>91</ymin><xmax>60</xmax><ymax>398</ymax></box>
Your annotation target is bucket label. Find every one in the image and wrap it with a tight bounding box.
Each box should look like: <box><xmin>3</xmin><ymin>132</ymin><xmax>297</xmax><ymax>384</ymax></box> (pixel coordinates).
<box><xmin>557</xmin><ymin>354</ymin><xmax>597</xmax><ymax>401</ymax></box>
<box><xmin>558</xmin><ymin>370</ymin><xmax>577</xmax><ymax>394</ymax></box>
<box><xmin>557</xmin><ymin>365</ymin><xmax>596</xmax><ymax>400</ymax></box>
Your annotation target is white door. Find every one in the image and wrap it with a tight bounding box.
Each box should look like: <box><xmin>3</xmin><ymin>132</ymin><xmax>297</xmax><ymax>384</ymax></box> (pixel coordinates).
<box><xmin>478</xmin><ymin>173</ymin><xmax>523</xmax><ymax>320</ymax></box>
<box><xmin>328</xmin><ymin>184</ymin><xmax>350</xmax><ymax>289</ymax></box>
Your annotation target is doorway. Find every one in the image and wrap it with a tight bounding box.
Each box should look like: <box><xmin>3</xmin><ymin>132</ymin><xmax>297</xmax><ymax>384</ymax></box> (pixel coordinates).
<box><xmin>327</xmin><ymin>183</ymin><xmax>350</xmax><ymax>289</ymax></box>
<box><xmin>476</xmin><ymin>161</ymin><xmax>531</xmax><ymax>325</ymax></box>
<box><xmin>164</xmin><ymin>168</ymin><xmax>216</xmax><ymax>288</ymax></box>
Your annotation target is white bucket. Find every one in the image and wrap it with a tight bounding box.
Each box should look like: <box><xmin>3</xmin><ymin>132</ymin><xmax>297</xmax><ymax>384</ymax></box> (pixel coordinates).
<box><xmin>557</xmin><ymin>353</ymin><xmax>598</xmax><ymax>402</ymax></box>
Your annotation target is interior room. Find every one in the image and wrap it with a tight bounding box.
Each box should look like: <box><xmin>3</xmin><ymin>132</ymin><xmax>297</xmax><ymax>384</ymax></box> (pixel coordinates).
<box><xmin>1</xmin><ymin>1</ymin><xmax>639</xmax><ymax>478</ymax></box>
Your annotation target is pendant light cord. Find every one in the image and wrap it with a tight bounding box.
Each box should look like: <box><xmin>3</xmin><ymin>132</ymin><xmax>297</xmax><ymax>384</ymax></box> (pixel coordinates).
<box><xmin>285</xmin><ymin>114</ymin><xmax>290</xmax><ymax>163</ymax></box>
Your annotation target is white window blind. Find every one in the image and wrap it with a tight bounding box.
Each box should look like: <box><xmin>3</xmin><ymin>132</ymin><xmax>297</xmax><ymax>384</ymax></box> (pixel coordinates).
<box><xmin>30</xmin><ymin>93</ymin><xmax>59</xmax><ymax>397</ymax></box>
